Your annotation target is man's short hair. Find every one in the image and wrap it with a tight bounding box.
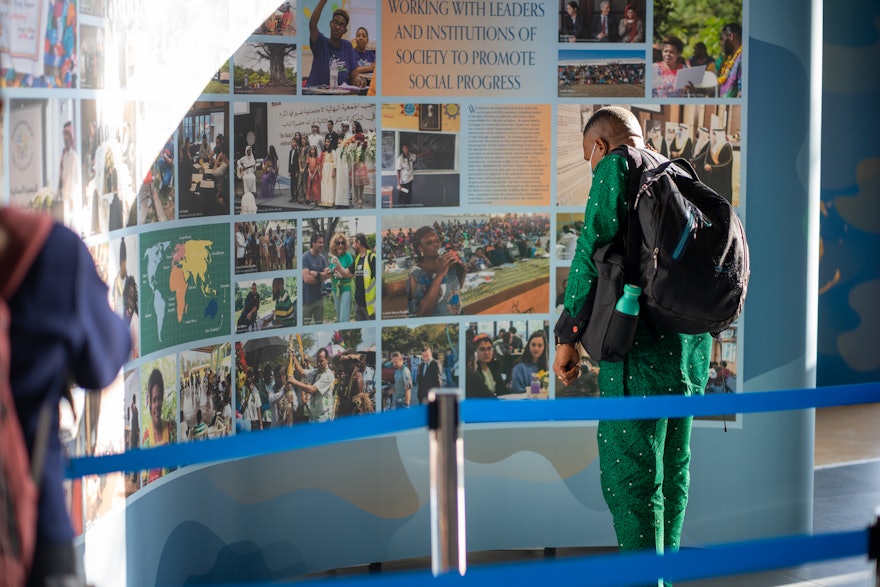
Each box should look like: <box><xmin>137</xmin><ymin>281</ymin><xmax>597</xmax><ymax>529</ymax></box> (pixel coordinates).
<box><xmin>332</xmin><ymin>8</ymin><xmax>350</xmax><ymax>25</ymax></box>
<box><xmin>354</xmin><ymin>233</ymin><xmax>369</xmax><ymax>249</ymax></box>
<box><xmin>310</xmin><ymin>232</ymin><xmax>322</xmax><ymax>245</ymax></box>
<box><xmin>316</xmin><ymin>347</ymin><xmax>330</xmax><ymax>360</ymax></box>
<box><xmin>722</xmin><ymin>23</ymin><xmax>742</xmax><ymax>40</ymax></box>
<box><xmin>391</xmin><ymin>351</ymin><xmax>403</xmax><ymax>360</ymax></box>
<box><xmin>327</xmin><ymin>120</ymin><xmax>334</xmax><ymax>125</ymax></box>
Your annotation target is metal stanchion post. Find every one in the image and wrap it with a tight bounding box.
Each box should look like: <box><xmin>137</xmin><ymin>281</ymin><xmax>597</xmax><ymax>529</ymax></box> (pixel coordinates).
<box><xmin>871</xmin><ymin>506</ymin><xmax>880</xmax><ymax>587</ymax></box>
<box><xmin>428</xmin><ymin>389</ymin><xmax>466</xmax><ymax>577</ymax></box>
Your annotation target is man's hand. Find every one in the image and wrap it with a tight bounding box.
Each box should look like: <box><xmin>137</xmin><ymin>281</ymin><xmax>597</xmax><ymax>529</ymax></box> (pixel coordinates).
<box><xmin>553</xmin><ymin>343</ymin><xmax>581</xmax><ymax>386</ymax></box>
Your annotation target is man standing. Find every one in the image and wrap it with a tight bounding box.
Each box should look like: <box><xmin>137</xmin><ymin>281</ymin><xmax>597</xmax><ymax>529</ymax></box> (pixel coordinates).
<box><xmin>552</xmin><ymin>107</ymin><xmax>710</xmax><ymax>584</ymax></box>
<box><xmin>290</xmin><ymin>348</ymin><xmax>335</xmax><ymax>422</ymax></box>
<box><xmin>395</xmin><ymin>143</ymin><xmax>415</xmax><ymax>206</ymax></box>
<box><xmin>702</xmin><ymin>128</ymin><xmax>734</xmax><ymax>203</ymax></box>
<box><xmin>415</xmin><ymin>346</ymin><xmax>441</xmax><ymax>404</ymax></box>
<box><xmin>443</xmin><ymin>348</ymin><xmax>457</xmax><ymax>387</ymax></box>
<box><xmin>390</xmin><ymin>352</ymin><xmax>412</xmax><ymax>408</ymax></box>
<box><xmin>352</xmin><ymin>233</ymin><xmax>376</xmax><ymax>321</ymax></box>
<box><xmin>717</xmin><ymin>23</ymin><xmax>743</xmax><ymax>98</ymax></box>
<box><xmin>58</xmin><ymin>121</ymin><xmax>82</xmax><ymax>234</ymax></box>
<box><xmin>263</xmin><ymin>277</ymin><xmax>296</xmax><ymax>329</ymax></box>
<box><xmin>308</xmin><ymin>124</ymin><xmax>324</xmax><ymax>153</ymax></box>
<box><xmin>237</xmin><ymin>282</ymin><xmax>261</xmax><ymax>332</ymax></box>
<box><xmin>302</xmin><ymin>233</ymin><xmax>330</xmax><ymax>325</ymax></box>
<box><xmin>325</xmin><ymin>120</ymin><xmax>340</xmax><ymax>152</ymax></box>
<box><xmin>690</xmin><ymin>126</ymin><xmax>711</xmax><ymax>169</ymax></box>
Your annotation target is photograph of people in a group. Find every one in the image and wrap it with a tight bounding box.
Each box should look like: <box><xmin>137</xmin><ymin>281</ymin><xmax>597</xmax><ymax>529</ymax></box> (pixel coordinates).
<box><xmin>463</xmin><ymin>320</ymin><xmax>550</xmax><ymax>399</ymax></box>
<box><xmin>177</xmin><ymin>102</ymin><xmax>231</xmax><ymax>218</ymax></box>
<box><xmin>234</xmin><ymin>219</ymin><xmax>297</xmax><ymax>275</ymax></box>
<box><xmin>142</xmin><ymin>134</ymin><xmax>178</xmax><ymax>224</ymax></box>
<box><xmin>380</xmin><ymin>213</ymin><xmax>551</xmax><ymax>320</ymax></box>
<box><xmin>558</xmin><ymin>49</ymin><xmax>645</xmax><ymax>98</ymax></box>
<box><xmin>380</xmin><ymin>324</ymin><xmax>459</xmax><ymax>409</ymax></box>
<box><xmin>234</xmin><ymin>328</ymin><xmax>376</xmax><ymax>429</ymax></box>
<box><xmin>556</xmin><ymin>103</ymin><xmax>741</xmax><ymax>209</ymax></box>
<box><xmin>300</xmin><ymin>215</ymin><xmax>376</xmax><ymax>325</ymax></box>
<box><xmin>234</xmin><ymin>102</ymin><xmax>376</xmax><ymax>213</ymax></box>
<box><xmin>380</xmin><ymin>103</ymin><xmax>461</xmax><ymax>208</ymax></box>
<box><xmin>255</xmin><ymin>1</ymin><xmax>297</xmax><ymax>37</ymax></box>
<box><xmin>233</xmin><ymin>42</ymin><xmax>297</xmax><ymax>95</ymax></box>
<box><xmin>179</xmin><ymin>344</ymin><xmax>233</xmax><ymax>442</ymax></box>
<box><xmin>555</xmin><ymin>213</ymin><xmax>583</xmax><ymax>261</ymax></box>
<box><xmin>558</xmin><ymin>0</ymin><xmax>646</xmax><ymax>44</ymax></box>
<box><xmin>651</xmin><ymin>0</ymin><xmax>742</xmax><ymax>98</ymax></box>
<box><xmin>301</xmin><ymin>0</ymin><xmax>376</xmax><ymax>95</ymax></box>
<box><xmin>235</xmin><ymin>277</ymin><xmax>298</xmax><ymax>333</ymax></box>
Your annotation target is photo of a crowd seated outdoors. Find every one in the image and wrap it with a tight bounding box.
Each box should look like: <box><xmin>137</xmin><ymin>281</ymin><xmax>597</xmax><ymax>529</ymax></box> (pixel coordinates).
<box><xmin>463</xmin><ymin>320</ymin><xmax>550</xmax><ymax>399</ymax></box>
<box><xmin>381</xmin><ymin>214</ymin><xmax>551</xmax><ymax>320</ymax></box>
<box><xmin>555</xmin><ymin>213</ymin><xmax>583</xmax><ymax>260</ymax></box>
<box><xmin>558</xmin><ymin>49</ymin><xmax>645</xmax><ymax>98</ymax></box>
<box><xmin>558</xmin><ymin>0</ymin><xmax>646</xmax><ymax>44</ymax></box>
<box><xmin>234</xmin><ymin>328</ymin><xmax>376</xmax><ymax>430</ymax></box>
<box><xmin>380</xmin><ymin>324</ymin><xmax>459</xmax><ymax>409</ymax></box>
<box><xmin>651</xmin><ymin>0</ymin><xmax>742</xmax><ymax>98</ymax></box>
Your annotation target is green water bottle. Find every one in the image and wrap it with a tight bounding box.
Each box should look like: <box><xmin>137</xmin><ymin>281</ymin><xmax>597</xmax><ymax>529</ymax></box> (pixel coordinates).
<box><xmin>615</xmin><ymin>284</ymin><xmax>642</xmax><ymax>316</ymax></box>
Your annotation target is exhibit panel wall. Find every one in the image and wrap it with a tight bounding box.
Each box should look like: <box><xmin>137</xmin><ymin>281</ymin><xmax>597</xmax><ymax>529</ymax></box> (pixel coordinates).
<box><xmin>0</xmin><ymin>0</ymin><xmax>827</xmax><ymax>585</ymax></box>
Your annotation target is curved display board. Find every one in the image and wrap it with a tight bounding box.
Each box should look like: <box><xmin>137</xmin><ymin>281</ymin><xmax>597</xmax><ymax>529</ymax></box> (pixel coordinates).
<box><xmin>0</xmin><ymin>0</ymin><xmax>825</xmax><ymax>585</ymax></box>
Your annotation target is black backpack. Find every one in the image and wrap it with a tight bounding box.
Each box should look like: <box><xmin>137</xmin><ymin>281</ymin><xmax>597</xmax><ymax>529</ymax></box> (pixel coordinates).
<box><xmin>617</xmin><ymin>145</ymin><xmax>749</xmax><ymax>335</ymax></box>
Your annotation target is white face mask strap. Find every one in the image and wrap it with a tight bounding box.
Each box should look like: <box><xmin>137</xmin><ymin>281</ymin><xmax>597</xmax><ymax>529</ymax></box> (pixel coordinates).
<box><xmin>588</xmin><ymin>142</ymin><xmax>598</xmax><ymax>178</ymax></box>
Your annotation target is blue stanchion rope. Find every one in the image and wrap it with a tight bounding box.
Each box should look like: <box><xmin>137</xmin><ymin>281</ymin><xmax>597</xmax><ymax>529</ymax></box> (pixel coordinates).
<box><xmin>203</xmin><ymin>529</ymin><xmax>869</xmax><ymax>586</ymax></box>
<box><xmin>66</xmin><ymin>382</ymin><xmax>880</xmax><ymax>479</ymax></box>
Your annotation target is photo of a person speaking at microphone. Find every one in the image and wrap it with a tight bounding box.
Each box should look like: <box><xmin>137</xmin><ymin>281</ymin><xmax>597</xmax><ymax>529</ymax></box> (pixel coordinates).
<box><xmin>407</xmin><ymin>225</ymin><xmax>466</xmax><ymax>317</ymax></box>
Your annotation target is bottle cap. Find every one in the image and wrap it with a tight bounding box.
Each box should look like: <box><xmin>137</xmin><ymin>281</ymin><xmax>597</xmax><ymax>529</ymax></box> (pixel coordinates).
<box><xmin>623</xmin><ymin>283</ymin><xmax>642</xmax><ymax>296</ymax></box>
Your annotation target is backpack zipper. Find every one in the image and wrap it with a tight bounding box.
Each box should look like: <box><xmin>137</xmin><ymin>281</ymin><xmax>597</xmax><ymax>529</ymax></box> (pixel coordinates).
<box><xmin>672</xmin><ymin>209</ymin><xmax>695</xmax><ymax>260</ymax></box>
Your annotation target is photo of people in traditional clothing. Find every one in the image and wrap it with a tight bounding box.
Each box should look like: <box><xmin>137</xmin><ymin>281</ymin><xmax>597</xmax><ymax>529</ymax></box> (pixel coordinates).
<box><xmin>380</xmin><ymin>324</ymin><xmax>459</xmax><ymax>409</ymax></box>
<box><xmin>177</xmin><ymin>102</ymin><xmax>231</xmax><ymax>218</ymax></box>
<box><xmin>652</xmin><ymin>1</ymin><xmax>742</xmax><ymax>98</ymax></box>
<box><xmin>301</xmin><ymin>0</ymin><xmax>376</xmax><ymax>95</ymax></box>
<box><xmin>381</xmin><ymin>214</ymin><xmax>552</xmax><ymax>320</ymax></box>
<box><xmin>234</xmin><ymin>219</ymin><xmax>297</xmax><ymax>275</ymax></box>
<box><xmin>81</xmin><ymin>99</ymin><xmax>139</xmax><ymax>233</ymax></box>
<box><xmin>179</xmin><ymin>344</ymin><xmax>233</xmax><ymax>442</ymax></box>
<box><xmin>139</xmin><ymin>355</ymin><xmax>178</xmax><ymax>486</ymax></box>
<box><xmin>639</xmin><ymin>105</ymin><xmax>741</xmax><ymax>207</ymax></box>
<box><xmin>380</xmin><ymin>104</ymin><xmax>461</xmax><ymax>209</ymax></box>
<box><xmin>558</xmin><ymin>50</ymin><xmax>645</xmax><ymax>98</ymax></box>
<box><xmin>300</xmin><ymin>216</ymin><xmax>376</xmax><ymax>325</ymax></box>
<box><xmin>464</xmin><ymin>320</ymin><xmax>550</xmax><ymax>399</ymax></box>
<box><xmin>255</xmin><ymin>2</ymin><xmax>297</xmax><ymax>37</ymax></box>
<box><xmin>234</xmin><ymin>329</ymin><xmax>375</xmax><ymax>430</ymax></box>
<box><xmin>233</xmin><ymin>103</ymin><xmax>376</xmax><ymax>213</ymax></box>
<box><xmin>235</xmin><ymin>277</ymin><xmax>298</xmax><ymax>333</ymax></box>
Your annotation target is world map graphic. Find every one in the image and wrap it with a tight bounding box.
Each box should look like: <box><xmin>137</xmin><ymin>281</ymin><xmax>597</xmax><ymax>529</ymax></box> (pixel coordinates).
<box><xmin>140</xmin><ymin>224</ymin><xmax>230</xmax><ymax>355</ymax></box>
